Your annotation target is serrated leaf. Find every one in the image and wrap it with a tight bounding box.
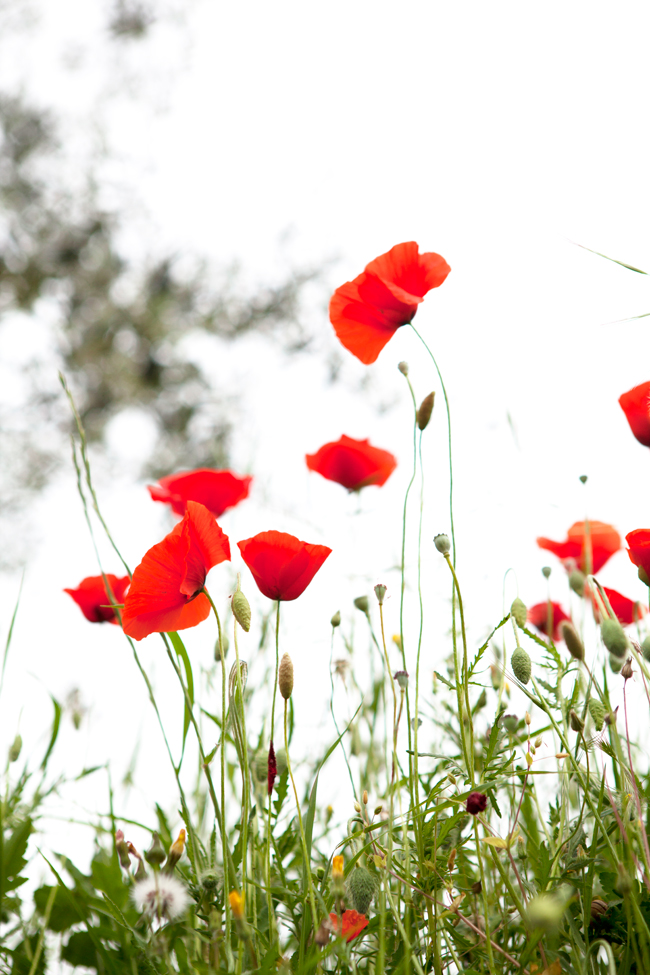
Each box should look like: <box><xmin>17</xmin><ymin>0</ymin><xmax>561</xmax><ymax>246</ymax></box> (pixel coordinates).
<box><xmin>434</xmin><ymin>671</ymin><xmax>454</xmax><ymax>689</ymax></box>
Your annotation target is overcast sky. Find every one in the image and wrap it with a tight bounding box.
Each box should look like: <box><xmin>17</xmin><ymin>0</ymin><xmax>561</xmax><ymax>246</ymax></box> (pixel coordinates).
<box><xmin>2</xmin><ymin>0</ymin><xmax>650</xmax><ymax>863</ymax></box>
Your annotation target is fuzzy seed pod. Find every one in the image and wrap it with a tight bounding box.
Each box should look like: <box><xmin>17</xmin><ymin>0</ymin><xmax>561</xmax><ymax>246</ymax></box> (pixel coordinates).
<box><xmin>231</xmin><ymin>590</ymin><xmax>251</xmax><ymax>632</ymax></box>
<box><xmin>641</xmin><ymin>636</ymin><xmax>650</xmax><ymax>661</ymax></box>
<box><xmin>346</xmin><ymin>866</ymin><xmax>377</xmax><ymax>915</ymax></box>
<box><xmin>510</xmin><ymin>598</ymin><xmax>527</xmax><ymax>629</ymax></box>
<box><xmin>353</xmin><ymin>595</ymin><xmax>369</xmax><ymax>614</ymax></box>
<box><xmin>568</xmin><ymin>570</ymin><xmax>586</xmax><ymax>597</ymax></box>
<box><xmin>278</xmin><ymin>653</ymin><xmax>294</xmax><ymax>700</ymax></box>
<box><xmin>511</xmin><ymin>647</ymin><xmax>532</xmax><ymax>685</ymax></box>
<box><xmin>394</xmin><ymin>670</ymin><xmax>409</xmax><ymax>691</ymax></box>
<box><xmin>145</xmin><ymin>832</ymin><xmax>166</xmax><ymax>867</ymax></box>
<box><xmin>330</xmin><ymin>610</ymin><xmax>341</xmax><ymax>628</ymax></box>
<box><xmin>588</xmin><ymin>699</ymin><xmax>607</xmax><ymax>731</ymax></box>
<box><xmin>434</xmin><ymin>534</ymin><xmax>451</xmax><ymax>555</ymax></box>
<box><xmin>559</xmin><ymin>620</ymin><xmax>584</xmax><ymax>662</ymax></box>
<box><xmin>601</xmin><ymin>619</ymin><xmax>628</xmax><ymax>658</ymax></box>
<box><xmin>416</xmin><ymin>392</ymin><xmax>435</xmax><ymax>431</ymax></box>
<box><xmin>609</xmin><ymin>654</ymin><xmax>623</xmax><ymax>674</ymax></box>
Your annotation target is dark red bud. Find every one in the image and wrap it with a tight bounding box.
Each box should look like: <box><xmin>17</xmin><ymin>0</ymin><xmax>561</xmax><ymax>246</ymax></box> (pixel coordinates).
<box><xmin>466</xmin><ymin>792</ymin><xmax>487</xmax><ymax>815</ymax></box>
<box><xmin>267</xmin><ymin>740</ymin><xmax>277</xmax><ymax>796</ymax></box>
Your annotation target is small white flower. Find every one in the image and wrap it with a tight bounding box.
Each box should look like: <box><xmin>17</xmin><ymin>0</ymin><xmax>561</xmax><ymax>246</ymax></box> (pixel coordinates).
<box><xmin>132</xmin><ymin>875</ymin><xmax>190</xmax><ymax>921</ymax></box>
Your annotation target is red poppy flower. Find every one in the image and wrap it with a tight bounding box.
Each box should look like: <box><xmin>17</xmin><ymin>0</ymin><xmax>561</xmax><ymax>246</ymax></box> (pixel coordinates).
<box><xmin>122</xmin><ymin>501</ymin><xmax>231</xmax><ymax>641</ymax></box>
<box><xmin>619</xmin><ymin>382</ymin><xmax>650</xmax><ymax>448</ymax></box>
<box><xmin>587</xmin><ymin>584</ymin><xmax>645</xmax><ymax>626</ymax></box>
<box><xmin>536</xmin><ymin>521</ymin><xmax>621</xmax><ymax>575</ymax></box>
<box><xmin>527</xmin><ymin>601</ymin><xmax>571</xmax><ymax>642</ymax></box>
<box><xmin>329</xmin><ymin>909</ymin><xmax>369</xmax><ymax>942</ymax></box>
<box><xmin>626</xmin><ymin>529</ymin><xmax>650</xmax><ymax>586</ymax></box>
<box><xmin>305</xmin><ymin>435</ymin><xmax>397</xmax><ymax>491</ymax></box>
<box><xmin>237</xmin><ymin>530</ymin><xmax>331</xmax><ymax>602</ymax></box>
<box><xmin>64</xmin><ymin>574</ymin><xmax>130</xmax><ymax>624</ymax></box>
<box><xmin>147</xmin><ymin>469</ymin><xmax>252</xmax><ymax>518</ymax></box>
<box><xmin>329</xmin><ymin>242</ymin><xmax>451</xmax><ymax>364</ymax></box>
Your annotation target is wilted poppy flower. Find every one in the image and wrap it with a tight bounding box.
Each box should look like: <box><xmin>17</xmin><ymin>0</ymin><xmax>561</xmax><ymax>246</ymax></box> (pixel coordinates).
<box><xmin>626</xmin><ymin>529</ymin><xmax>650</xmax><ymax>586</ymax></box>
<box><xmin>306</xmin><ymin>435</ymin><xmax>397</xmax><ymax>491</ymax></box>
<box><xmin>536</xmin><ymin>521</ymin><xmax>621</xmax><ymax>575</ymax></box>
<box><xmin>619</xmin><ymin>382</ymin><xmax>650</xmax><ymax>448</ymax></box>
<box><xmin>329</xmin><ymin>242</ymin><xmax>451</xmax><ymax>364</ymax></box>
<box><xmin>122</xmin><ymin>501</ymin><xmax>231</xmax><ymax>640</ymax></box>
<box><xmin>329</xmin><ymin>909</ymin><xmax>369</xmax><ymax>942</ymax></box>
<box><xmin>527</xmin><ymin>601</ymin><xmax>571</xmax><ymax>642</ymax></box>
<box><xmin>147</xmin><ymin>469</ymin><xmax>252</xmax><ymax>518</ymax></box>
<box><xmin>64</xmin><ymin>574</ymin><xmax>130</xmax><ymax>624</ymax></box>
<box><xmin>237</xmin><ymin>530</ymin><xmax>331</xmax><ymax>601</ymax></box>
<box><xmin>466</xmin><ymin>792</ymin><xmax>487</xmax><ymax>815</ymax></box>
<box><xmin>586</xmin><ymin>583</ymin><xmax>645</xmax><ymax>626</ymax></box>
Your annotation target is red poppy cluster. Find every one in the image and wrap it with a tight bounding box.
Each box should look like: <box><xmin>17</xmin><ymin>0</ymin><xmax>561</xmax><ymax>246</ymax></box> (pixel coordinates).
<box><xmin>329</xmin><ymin>242</ymin><xmax>451</xmax><ymax>364</ymax></box>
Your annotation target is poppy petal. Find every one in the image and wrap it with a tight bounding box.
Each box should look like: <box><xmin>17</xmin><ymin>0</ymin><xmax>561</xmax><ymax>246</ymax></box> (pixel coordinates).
<box><xmin>365</xmin><ymin>241</ymin><xmax>451</xmax><ymax>301</ymax></box>
<box><xmin>619</xmin><ymin>382</ymin><xmax>650</xmax><ymax>448</ymax></box>
<box><xmin>237</xmin><ymin>530</ymin><xmax>332</xmax><ymax>602</ymax></box>
<box><xmin>148</xmin><ymin>469</ymin><xmax>252</xmax><ymax>518</ymax></box>
<box><xmin>64</xmin><ymin>574</ymin><xmax>130</xmax><ymax>624</ymax></box>
<box><xmin>306</xmin><ymin>435</ymin><xmax>397</xmax><ymax>490</ymax></box>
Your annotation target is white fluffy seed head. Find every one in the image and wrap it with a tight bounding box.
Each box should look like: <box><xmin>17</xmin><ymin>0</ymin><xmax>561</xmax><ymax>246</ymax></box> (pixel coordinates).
<box><xmin>132</xmin><ymin>875</ymin><xmax>190</xmax><ymax>921</ymax></box>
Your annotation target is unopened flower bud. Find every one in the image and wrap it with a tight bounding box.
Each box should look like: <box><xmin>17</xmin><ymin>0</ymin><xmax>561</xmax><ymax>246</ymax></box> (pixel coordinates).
<box><xmin>330</xmin><ymin>610</ymin><xmax>341</xmax><ymax>628</ymax></box>
<box><xmin>416</xmin><ymin>392</ymin><xmax>435</xmax><ymax>431</ymax></box>
<box><xmin>447</xmin><ymin>772</ymin><xmax>456</xmax><ymax>784</ymax></box>
<box><xmin>374</xmin><ymin>804</ymin><xmax>383</xmax><ymax>816</ymax></box>
<box><xmin>347</xmin><ymin>866</ymin><xmax>377</xmax><ymax>914</ymax></box>
<box><xmin>609</xmin><ymin>654</ymin><xmax>623</xmax><ymax>674</ymax></box>
<box><xmin>559</xmin><ymin>620</ymin><xmax>584</xmax><ymax>662</ymax></box>
<box><xmin>641</xmin><ymin>636</ymin><xmax>650</xmax><ymax>661</ymax></box>
<box><xmin>447</xmin><ymin>848</ymin><xmax>457</xmax><ymax>873</ymax></box>
<box><xmin>542</xmin><ymin>566</ymin><xmax>552</xmax><ymax>579</ymax></box>
<box><xmin>145</xmin><ymin>832</ymin><xmax>166</xmax><ymax>867</ymax></box>
<box><xmin>604</xmin><ymin>706</ymin><xmax>619</xmax><ymax>726</ymax></box>
<box><xmin>510</xmin><ymin>598</ymin><xmax>527</xmax><ymax>628</ymax></box>
<box><xmin>601</xmin><ymin>619</ymin><xmax>628</xmax><ymax>658</ymax></box>
<box><xmin>588</xmin><ymin>699</ymin><xmax>606</xmax><ymax>730</ymax></box>
<box><xmin>621</xmin><ymin>657</ymin><xmax>634</xmax><ymax>681</ymax></box>
<box><xmin>128</xmin><ymin>842</ymin><xmax>147</xmax><ymax>880</ymax></box>
<box><xmin>568</xmin><ymin>570</ymin><xmax>585</xmax><ymax>597</ymax></box>
<box><xmin>229</xmin><ymin>890</ymin><xmax>245</xmax><ymax>919</ymax></box>
<box><xmin>434</xmin><ymin>534</ymin><xmax>451</xmax><ymax>555</ymax></box>
<box><xmin>398</xmin><ymin>361</ymin><xmax>409</xmax><ymax>376</ymax></box>
<box><xmin>115</xmin><ymin>830</ymin><xmax>131</xmax><ymax>870</ymax></box>
<box><xmin>278</xmin><ymin>653</ymin><xmax>293</xmax><ymax>700</ymax></box>
<box><xmin>535</xmin><ymin>736</ymin><xmax>543</xmax><ymax>748</ymax></box>
<box><xmin>525</xmin><ymin>711</ymin><xmax>532</xmax><ymax>725</ymax></box>
<box><xmin>394</xmin><ymin>670</ymin><xmax>409</xmax><ymax>691</ymax></box>
<box><xmin>353</xmin><ymin>800</ymin><xmax>361</xmax><ymax>813</ymax></box>
<box><xmin>569</xmin><ymin>710</ymin><xmax>584</xmax><ymax>733</ymax></box>
<box><xmin>164</xmin><ymin>829</ymin><xmax>186</xmax><ymax>874</ymax></box>
<box><xmin>471</xmin><ymin>880</ymin><xmax>482</xmax><ymax>895</ymax></box>
<box><xmin>362</xmin><ymin>790</ymin><xmax>368</xmax><ymax>805</ymax></box>
<box><xmin>215</xmin><ymin>633</ymin><xmax>229</xmax><ymax>662</ymax></box>
<box><xmin>231</xmin><ymin>590</ymin><xmax>251</xmax><ymax>632</ymax></box>
<box><xmin>8</xmin><ymin>734</ymin><xmax>22</xmax><ymax>763</ymax></box>
<box><xmin>466</xmin><ymin>792</ymin><xmax>487</xmax><ymax>815</ymax></box>
<box><xmin>511</xmin><ymin>647</ymin><xmax>532</xmax><ymax>685</ymax></box>
<box><xmin>374</xmin><ymin>584</ymin><xmax>387</xmax><ymax>606</ymax></box>
<box><xmin>353</xmin><ymin>595</ymin><xmax>369</xmax><ymax>614</ymax></box>
<box><xmin>503</xmin><ymin>714</ymin><xmax>518</xmax><ymax>733</ymax></box>
<box><xmin>332</xmin><ymin>855</ymin><xmax>344</xmax><ymax>880</ymax></box>
<box><xmin>526</xmin><ymin>888</ymin><xmax>570</xmax><ymax>932</ymax></box>
<box><xmin>201</xmin><ymin>871</ymin><xmax>219</xmax><ymax>892</ymax></box>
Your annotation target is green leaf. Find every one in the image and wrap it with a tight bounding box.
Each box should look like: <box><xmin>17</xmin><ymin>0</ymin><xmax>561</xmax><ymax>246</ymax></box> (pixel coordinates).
<box><xmin>169</xmin><ymin>631</ymin><xmax>194</xmax><ymax>748</ymax></box>
<box><xmin>40</xmin><ymin>695</ymin><xmax>62</xmax><ymax>771</ymax></box>
<box><xmin>2</xmin><ymin>817</ymin><xmax>32</xmax><ymax>894</ymax></box>
<box><xmin>434</xmin><ymin>671</ymin><xmax>454</xmax><ymax>689</ymax></box>
<box><xmin>468</xmin><ymin>615</ymin><xmax>510</xmax><ymax>680</ymax></box>
<box><xmin>90</xmin><ymin>849</ymin><xmax>128</xmax><ymax>909</ymax></box>
<box><xmin>60</xmin><ymin>931</ymin><xmax>98</xmax><ymax>969</ymax></box>
<box><xmin>33</xmin><ymin>884</ymin><xmax>89</xmax><ymax>932</ymax></box>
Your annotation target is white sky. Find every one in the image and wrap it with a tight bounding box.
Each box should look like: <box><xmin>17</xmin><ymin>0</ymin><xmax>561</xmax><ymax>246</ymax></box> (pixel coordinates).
<box><xmin>2</xmin><ymin>0</ymin><xmax>650</xmax><ymax>871</ymax></box>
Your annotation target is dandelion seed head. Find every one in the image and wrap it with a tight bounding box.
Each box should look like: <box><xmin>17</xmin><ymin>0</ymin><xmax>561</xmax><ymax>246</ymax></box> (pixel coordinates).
<box><xmin>132</xmin><ymin>875</ymin><xmax>190</xmax><ymax>921</ymax></box>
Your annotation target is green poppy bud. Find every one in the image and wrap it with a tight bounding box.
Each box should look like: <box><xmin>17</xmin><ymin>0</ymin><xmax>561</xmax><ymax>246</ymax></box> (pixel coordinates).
<box><xmin>416</xmin><ymin>392</ymin><xmax>435</xmax><ymax>431</ymax></box>
<box><xmin>353</xmin><ymin>595</ymin><xmax>369</xmax><ymax>614</ymax></box>
<box><xmin>502</xmin><ymin>713</ymin><xmax>519</xmax><ymax>733</ymax></box>
<box><xmin>434</xmin><ymin>534</ymin><xmax>451</xmax><ymax>555</ymax></box>
<box><xmin>511</xmin><ymin>647</ymin><xmax>532</xmax><ymax>685</ymax></box>
<box><xmin>568</xmin><ymin>570</ymin><xmax>585</xmax><ymax>597</ymax></box>
<box><xmin>231</xmin><ymin>590</ymin><xmax>251</xmax><ymax>632</ymax></box>
<box><xmin>346</xmin><ymin>866</ymin><xmax>377</xmax><ymax>915</ymax></box>
<box><xmin>542</xmin><ymin>566</ymin><xmax>552</xmax><ymax>579</ymax></box>
<box><xmin>8</xmin><ymin>734</ymin><xmax>22</xmax><ymax>763</ymax></box>
<box><xmin>510</xmin><ymin>598</ymin><xmax>527</xmax><ymax>628</ymax></box>
<box><xmin>601</xmin><ymin>619</ymin><xmax>628</xmax><ymax>658</ymax></box>
<box><xmin>559</xmin><ymin>620</ymin><xmax>584</xmax><ymax>662</ymax></box>
<box><xmin>609</xmin><ymin>654</ymin><xmax>623</xmax><ymax>674</ymax></box>
<box><xmin>569</xmin><ymin>709</ymin><xmax>584</xmax><ymax>733</ymax></box>
<box><xmin>588</xmin><ymin>699</ymin><xmax>606</xmax><ymax>731</ymax></box>
<box><xmin>398</xmin><ymin>361</ymin><xmax>409</xmax><ymax>376</ymax></box>
<box><xmin>374</xmin><ymin>583</ymin><xmax>387</xmax><ymax>606</ymax></box>
<box><xmin>641</xmin><ymin>635</ymin><xmax>650</xmax><ymax>661</ymax></box>
<box><xmin>144</xmin><ymin>832</ymin><xmax>166</xmax><ymax>867</ymax></box>
<box><xmin>330</xmin><ymin>610</ymin><xmax>341</xmax><ymax>628</ymax></box>
<box><xmin>278</xmin><ymin>653</ymin><xmax>294</xmax><ymax>700</ymax></box>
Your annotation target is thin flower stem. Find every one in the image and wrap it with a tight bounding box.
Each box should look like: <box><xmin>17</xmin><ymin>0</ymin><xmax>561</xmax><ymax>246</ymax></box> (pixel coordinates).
<box><xmin>329</xmin><ymin>629</ymin><xmax>358</xmax><ymax>798</ymax></box>
<box><xmin>412</xmin><ymin>431</ymin><xmax>426</xmax><ymax>868</ymax></box>
<box><xmin>233</xmin><ymin>614</ymin><xmax>252</xmax><ymax>940</ymax></box>
<box><xmin>284</xmin><ymin>699</ymin><xmax>319</xmax><ymax>959</ymax></box>
<box><xmin>472</xmin><ymin>819</ymin><xmax>496</xmax><ymax>971</ymax></box>
<box><xmin>264</xmin><ymin>600</ymin><xmax>282</xmax><ymax>943</ymax></box>
<box><xmin>442</xmin><ymin>553</ymin><xmax>474</xmax><ymax>784</ymax></box>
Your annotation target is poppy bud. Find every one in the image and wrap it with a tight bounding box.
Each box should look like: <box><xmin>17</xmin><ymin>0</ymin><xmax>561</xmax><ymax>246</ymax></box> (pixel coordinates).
<box><xmin>447</xmin><ymin>848</ymin><xmax>457</xmax><ymax>873</ymax></box>
<box><xmin>466</xmin><ymin>792</ymin><xmax>487</xmax><ymax>815</ymax></box>
<box><xmin>621</xmin><ymin>656</ymin><xmax>634</xmax><ymax>681</ymax></box>
<box><xmin>393</xmin><ymin>670</ymin><xmax>409</xmax><ymax>691</ymax></box>
<box><xmin>641</xmin><ymin>635</ymin><xmax>650</xmax><ymax>661</ymax></box>
<box><xmin>201</xmin><ymin>871</ymin><xmax>219</xmax><ymax>892</ymax></box>
<box><xmin>354</xmin><ymin>595</ymin><xmax>369</xmax><ymax>614</ymax></box>
<box><xmin>605</xmin><ymin>706</ymin><xmax>619</xmax><ymax>726</ymax></box>
<box><xmin>374</xmin><ymin>584</ymin><xmax>387</xmax><ymax>606</ymax></box>
<box><xmin>346</xmin><ymin>866</ymin><xmax>377</xmax><ymax>915</ymax></box>
<box><xmin>215</xmin><ymin>633</ymin><xmax>229</xmax><ymax>662</ymax></box>
<box><xmin>231</xmin><ymin>590</ymin><xmax>251</xmax><ymax>632</ymax></box>
<box><xmin>145</xmin><ymin>832</ymin><xmax>166</xmax><ymax>867</ymax></box>
<box><xmin>331</xmin><ymin>610</ymin><xmax>341</xmax><ymax>628</ymax></box>
<box><xmin>510</xmin><ymin>598</ymin><xmax>527</xmax><ymax>628</ymax></box>
<box><xmin>471</xmin><ymin>880</ymin><xmax>482</xmax><ymax>895</ymax></box>
<box><xmin>278</xmin><ymin>653</ymin><xmax>293</xmax><ymax>700</ymax></box>
<box><xmin>568</xmin><ymin>570</ymin><xmax>585</xmax><ymax>597</ymax></box>
<box><xmin>164</xmin><ymin>829</ymin><xmax>186</xmax><ymax>874</ymax></box>
<box><xmin>559</xmin><ymin>621</ymin><xmax>584</xmax><ymax>662</ymax></box>
<box><xmin>332</xmin><ymin>855</ymin><xmax>344</xmax><ymax>881</ymax></box>
<box><xmin>398</xmin><ymin>361</ymin><xmax>409</xmax><ymax>375</ymax></box>
<box><xmin>362</xmin><ymin>790</ymin><xmax>369</xmax><ymax>805</ymax></box>
<box><xmin>503</xmin><ymin>714</ymin><xmax>518</xmax><ymax>733</ymax></box>
<box><xmin>416</xmin><ymin>392</ymin><xmax>435</xmax><ymax>431</ymax></box>
<box><xmin>128</xmin><ymin>842</ymin><xmax>147</xmax><ymax>880</ymax></box>
<box><xmin>434</xmin><ymin>534</ymin><xmax>451</xmax><ymax>555</ymax></box>
<box><xmin>590</xmin><ymin>898</ymin><xmax>608</xmax><ymax>921</ymax></box>
<box><xmin>8</xmin><ymin>734</ymin><xmax>22</xmax><ymax>763</ymax></box>
<box><xmin>511</xmin><ymin>647</ymin><xmax>532</xmax><ymax>685</ymax></box>
<box><xmin>542</xmin><ymin>566</ymin><xmax>552</xmax><ymax>579</ymax></box>
<box><xmin>569</xmin><ymin>709</ymin><xmax>584</xmax><ymax>733</ymax></box>
<box><xmin>525</xmin><ymin>711</ymin><xmax>532</xmax><ymax>725</ymax></box>
<box><xmin>115</xmin><ymin>830</ymin><xmax>131</xmax><ymax>870</ymax></box>
<box><xmin>374</xmin><ymin>804</ymin><xmax>383</xmax><ymax>816</ymax></box>
<box><xmin>588</xmin><ymin>699</ymin><xmax>606</xmax><ymax>730</ymax></box>
<box><xmin>609</xmin><ymin>654</ymin><xmax>623</xmax><ymax>674</ymax></box>
<box><xmin>601</xmin><ymin>619</ymin><xmax>628</xmax><ymax>658</ymax></box>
